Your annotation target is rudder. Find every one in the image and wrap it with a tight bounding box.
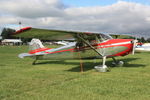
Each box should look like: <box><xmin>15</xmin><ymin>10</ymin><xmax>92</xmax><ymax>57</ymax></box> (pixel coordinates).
<box><xmin>29</xmin><ymin>38</ymin><xmax>45</xmax><ymax>51</ymax></box>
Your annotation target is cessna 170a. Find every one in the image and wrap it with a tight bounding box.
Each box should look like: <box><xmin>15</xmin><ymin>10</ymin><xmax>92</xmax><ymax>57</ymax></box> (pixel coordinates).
<box><xmin>0</xmin><ymin>25</ymin><xmax>137</xmax><ymax>72</ymax></box>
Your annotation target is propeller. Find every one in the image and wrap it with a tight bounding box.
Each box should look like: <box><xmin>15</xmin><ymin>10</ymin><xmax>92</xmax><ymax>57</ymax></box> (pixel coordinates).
<box><xmin>132</xmin><ymin>39</ymin><xmax>138</xmax><ymax>55</ymax></box>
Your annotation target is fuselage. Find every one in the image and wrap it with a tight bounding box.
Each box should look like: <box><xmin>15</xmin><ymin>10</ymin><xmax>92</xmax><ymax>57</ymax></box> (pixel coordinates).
<box><xmin>29</xmin><ymin>39</ymin><xmax>134</xmax><ymax>60</ymax></box>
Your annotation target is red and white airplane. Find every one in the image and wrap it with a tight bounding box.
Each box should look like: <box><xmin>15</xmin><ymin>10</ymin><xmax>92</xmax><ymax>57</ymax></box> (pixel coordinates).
<box><xmin>0</xmin><ymin>24</ymin><xmax>137</xmax><ymax>72</ymax></box>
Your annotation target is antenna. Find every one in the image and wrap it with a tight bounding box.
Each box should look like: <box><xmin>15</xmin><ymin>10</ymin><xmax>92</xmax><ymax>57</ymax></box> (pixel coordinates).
<box><xmin>19</xmin><ymin>21</ymin><xmax>22</xmax><ymax>29</ymax></box>
<box><xmin>19</xmin><ymin>21</ymin><xmax>21</xmax><ymax>25</ymax></box>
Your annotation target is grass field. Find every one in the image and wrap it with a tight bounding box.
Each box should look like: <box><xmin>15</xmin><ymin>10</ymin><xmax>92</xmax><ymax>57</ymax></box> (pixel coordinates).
<box><xmin>0</xmin><ymin>45</ymin><xmax>150</xmax><ymax>100</ymax></box>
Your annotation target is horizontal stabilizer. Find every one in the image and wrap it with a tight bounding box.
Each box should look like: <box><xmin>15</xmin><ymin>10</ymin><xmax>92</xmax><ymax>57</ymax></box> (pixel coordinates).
<box><xmin>18</xmin><ymin>52</ymin><xmax>47</xmax><ymax>58</ymax></box>
<box><xmin>46</xmin><ymin>42</ymin><xmax>76</xmax><ymax>52</ymax></box>
<box><xmin>18</xmin><ymin>53</ymin><xmax>34</xmax><ymax>58</ymax></box>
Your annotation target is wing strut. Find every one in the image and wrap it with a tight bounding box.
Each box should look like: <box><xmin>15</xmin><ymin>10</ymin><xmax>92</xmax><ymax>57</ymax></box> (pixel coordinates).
<box><xmin>76</xmin><ymin>34</ymin><xmax>103</xmax><ymax>56</ymax></box>
<box><xmin>77</xmin><ymin>34</ymin><xmax>109</xmax><ymax>72</ymax></box>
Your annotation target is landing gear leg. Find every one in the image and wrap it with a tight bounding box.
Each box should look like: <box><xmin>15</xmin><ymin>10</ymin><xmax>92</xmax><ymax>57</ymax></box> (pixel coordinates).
<box><xmin>94</xmin><ymin>56</ymin><xmax>109</xmax><ymax>72</ymax></box>
<box><xmin>112</xmin><ymin>57</ymin><xmax>124</xmax><ymax>67</ymax></box>
<box><xmin>32</xmin><ymin>59</ymin><xmax>37</xmax><ymax>65</ymax></box>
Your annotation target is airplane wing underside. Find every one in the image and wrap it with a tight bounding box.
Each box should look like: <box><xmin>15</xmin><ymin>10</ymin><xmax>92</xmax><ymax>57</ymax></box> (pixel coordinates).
<box><xmin>14</xmin><ymin>27</ymin><xmax>114</xmax><ymax>57</ymax></box>
<box><xmin>12</xmin><ymin>28</ymin><xmax>112</xmax><ymax>41</ymax></box>
<box><xmin>14</xmin><ymin>28</ymin><xmax>76</xmax><ymax>40</ymax></box>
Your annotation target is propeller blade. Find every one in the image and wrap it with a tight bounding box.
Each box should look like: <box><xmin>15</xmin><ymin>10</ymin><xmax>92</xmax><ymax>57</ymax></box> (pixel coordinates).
<box><xmin>132</xmin><ymin>39</ymin><xmax>138</xmax><ymax>55</ymax></box>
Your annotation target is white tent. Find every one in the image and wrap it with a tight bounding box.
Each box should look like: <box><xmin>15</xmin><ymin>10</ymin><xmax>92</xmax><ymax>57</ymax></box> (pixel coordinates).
<box><xmin>1</xmin><ymin>39</ymin><xmax>22</xmax><ymax>45</ymax></box>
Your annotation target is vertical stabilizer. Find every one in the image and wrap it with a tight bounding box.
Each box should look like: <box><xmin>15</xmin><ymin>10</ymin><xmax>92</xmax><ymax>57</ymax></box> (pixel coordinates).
<box><xmin>29</xmin><ymin>38</ymin><xmax>45</xmax><ymax>51</ymax></box>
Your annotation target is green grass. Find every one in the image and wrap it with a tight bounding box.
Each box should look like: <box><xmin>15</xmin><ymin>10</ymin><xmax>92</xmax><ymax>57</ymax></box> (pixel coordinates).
<box><xmin>0</xmin><ymin>46</ymin><xmax>150</xmax><ymax>100</ymax></box>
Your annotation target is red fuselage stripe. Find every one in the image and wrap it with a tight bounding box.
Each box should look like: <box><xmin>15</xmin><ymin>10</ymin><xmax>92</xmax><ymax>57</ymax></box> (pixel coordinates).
<box><xmin>29</xmin><ymin>48</ymin><xmax>52</xmax><ymax>54</ymax></box>
<box><xmin>46</xmin><ymin>43</ymin><xmax>132</xmax><ymax>54</ymax></box>
<box><xmin>28</xmin><ymin>39</ymin><xmax>134</xmax><ymax>57</ymax></box>
<box><xmin>29</xmin><ymin>40</ymin><xmax>133</xmax><ymax>56</ymax></box>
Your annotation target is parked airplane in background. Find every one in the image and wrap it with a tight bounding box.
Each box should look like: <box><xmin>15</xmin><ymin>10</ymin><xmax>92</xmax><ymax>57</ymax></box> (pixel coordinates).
<box><xmin>54</xmin><ymin>41</ymin><xmax>73</xmax><ymax>45</ymax></box>
<box><xmin>135</xmin><ymin>43</ymin><xmax>150</xmax><ymax>52</ymax></box>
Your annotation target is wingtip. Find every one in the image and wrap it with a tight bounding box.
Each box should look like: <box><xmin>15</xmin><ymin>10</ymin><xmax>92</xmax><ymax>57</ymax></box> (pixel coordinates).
<box><xmin>18</xmin><ymin>53</ymin><xmax>33</xmax><ymax>58</ymax></box>
<box><xmin>18</xmin><ymin>53</ymin><xmax>25</xmax><ymax>58</ymax></box>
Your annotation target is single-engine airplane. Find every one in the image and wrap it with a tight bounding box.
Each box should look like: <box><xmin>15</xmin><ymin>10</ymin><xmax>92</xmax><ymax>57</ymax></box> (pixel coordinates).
<box><xmin>0</xmin><ymin>24</ymin><xmax>138</xmax><ymax>72</ymax></box>
<box><xmin>18</xmin><ymin>31</ymin><xmax>137</xmax><ymax>72</ymax></box>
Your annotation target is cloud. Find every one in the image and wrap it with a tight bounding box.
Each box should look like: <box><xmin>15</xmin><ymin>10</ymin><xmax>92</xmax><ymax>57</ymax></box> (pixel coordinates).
<box><xmin>0</xmin><ymin>0</ymin><xmax>66</xmax><ymax>18</ymax></box>
<box><xmin>0</xmin><ymin>0</ymin><xmax>150</xmax><ymax>37</ymax></box>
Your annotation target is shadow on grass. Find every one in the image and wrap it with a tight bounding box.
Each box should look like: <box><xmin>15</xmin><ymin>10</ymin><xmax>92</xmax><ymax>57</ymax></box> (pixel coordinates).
<box><xmin>33</xmin><ymin>60</ymin><xmax>97</xmax><ymax>72</ymax></box>
<box><xmin>34</xmin><ymin>60</ymin><xmax>79</xmax><ymax>66</ymax></box>
<box><xmin>121</xmin><ymin>58</ymin><xmax>146</xmax><ymax>68</ymax></box>
<box><xmin>33</xmin><ymin>57</ymin><xmax>146</xmax><ymax>72</ymax></box>
<box><xmin>68</xmin><ymin>58</ymin><xmax>146</xmax><ymax>72</ymax></box>
<box><xmin>67</xmin><ymin>62</ymin><xmax>99</xmax><ymax>72</ymax></box>
<box><xmin>107</xmin><ymin>58</ymin><xmax>146</xmax><ymax>68</ymax></box>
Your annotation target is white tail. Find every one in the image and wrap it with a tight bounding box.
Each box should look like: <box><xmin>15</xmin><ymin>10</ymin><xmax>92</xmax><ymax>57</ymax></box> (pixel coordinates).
<box><xmin>19</xmin><ymin>39</ymin><xmax>46</xmax><ymax>58</ymax></box>
<box><xmin>29</xmin><ymin>38</ymin><xmax>45</xmax><ymax>50</ymax></box>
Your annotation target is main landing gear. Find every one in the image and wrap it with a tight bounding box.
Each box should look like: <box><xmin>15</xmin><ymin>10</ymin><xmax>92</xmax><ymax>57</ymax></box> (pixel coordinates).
<box><xmin>32</xmin><ymin>59</ymin><xmax>37</xmax><ymax>65</ymax></box>
<box><xmin>94</xmin><ymin>56</ymin><xmax>109</xmax><ymax>72</ymax></box>
<box><xmin>112</xmin><ymin>57</ymin><xmax>124</xmax><ymax>67</ymax></box>
<box><xmin>94</xmin><ymin>57</ymin><xmax>124</xmax><ymax>72</ymax></box>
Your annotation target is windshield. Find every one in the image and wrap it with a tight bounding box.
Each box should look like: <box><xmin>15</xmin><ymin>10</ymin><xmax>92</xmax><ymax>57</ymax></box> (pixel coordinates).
<box><xmin>99</xmin><ymin>33</ymin><xmax>112</xmax><ymax>40</ymax></box>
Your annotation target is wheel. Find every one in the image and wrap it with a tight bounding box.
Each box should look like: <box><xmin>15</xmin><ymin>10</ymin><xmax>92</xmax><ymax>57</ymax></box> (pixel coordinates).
<box><xmin>94</xmin><ymin>65</ymin><xmax>109</xmax><ymax>72</ymax></box>
<box><xmin>117</xmin><ymin>61</ymin><xmax>124</xmax><ymax>67</ymax></box>
<box><xmin>112</xmin><ymin>61</ymin><xmax>124</xmax><ymax>67</ymax></box>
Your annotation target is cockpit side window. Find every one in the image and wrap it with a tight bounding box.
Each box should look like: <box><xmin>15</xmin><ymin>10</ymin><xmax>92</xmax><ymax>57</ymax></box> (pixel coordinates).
<box><xmin>99</xmin><ymin>33</ymin><xmax>112</xmax><ymax>41</ymax></box>
<box><xmin>75</xmin><ymin>33</ymin><xmax>112</xmax><ymax>51</ymax></box>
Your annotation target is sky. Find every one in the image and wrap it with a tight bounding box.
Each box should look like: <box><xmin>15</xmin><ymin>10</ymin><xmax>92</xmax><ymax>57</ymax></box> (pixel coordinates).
<box><xmin>0</xmin><ymin>0</ymin><xmax>150</xmax><ymax>37</ymax></box>
<box><xmin>62</xmin><ymin>0</ymin><xmax>150</xmax><ymax>7</ymax></box>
